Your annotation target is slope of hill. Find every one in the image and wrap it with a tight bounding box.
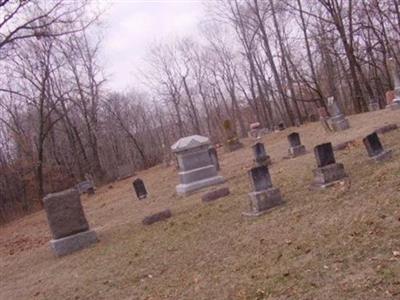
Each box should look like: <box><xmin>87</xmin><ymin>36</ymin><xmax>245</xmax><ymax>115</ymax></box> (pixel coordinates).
<box><xmin>1</xmin><ymin>109</ymin><xmax>400</xmax><ymax>300</ymax></box>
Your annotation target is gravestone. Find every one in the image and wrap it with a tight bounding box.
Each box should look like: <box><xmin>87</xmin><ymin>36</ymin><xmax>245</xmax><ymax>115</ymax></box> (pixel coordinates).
<box><xmin>202</xmin><ymin>187</ymin><xmax>230</xmax><ymax>203</ymax></box>
<box><xmin>75</xmin><ymin>180</ymin><xmax>95</xmax><ymax>195</ymax></box>
<box><xmin>287</xmin><ymin>132</ymin><xmax>306</xmax><ymax>157</ymax></box>
<box><xmin>222</xmin><ymin>119</ymin><xmax>243</xmax><ymax>152</ymax></box>
<box><xmin>386</xmin><ymin>58</ymin><xmax>400</xmax><ymax>110</ymax></box>
<box><xmin>327</xmin><ymin>96</ymin><xmax>350</xmax><ymax>131</ymax></box>
<box><xmin>243</xmin><ymin>165</ymin><xmax>284</xmax><ymax>217</ymax></box>
<box><xmin>249</xmin><ymin>122</ymin><xmax>261</xmax><ymax>138</ymax></box>
<box><xmin>277</xmin><ymin>122</ymin><xmax>285</xmax><ymax>131</ymax></box>
<box><xmin>142</xmin><ymin>209</ymin><xmax>172</xmax><ymax>225</ymax></box>
<box><xmin>171</xmin><ymin>135</ymin><xmax>225</xmax><ymax>195</ymax></box>
<box><xmin>368</xmin><ymin>98</ymin><xmax>380</xmax><ymax>111</ymax></box>
<box><xmin>363</xmin><ymin>132</ymin><xmax>392</xmax><ymax>162</ymax></box>
<box><xmin>252</xmin><ymin>142</ymin><xmax>271</xmax><ymax>166</ymax></box>
<box><xmin>133</xmin><ymin>178</ymin><xmax>147</xmax><ymax>199</ymax></box>
<box><xmin>385</xmin><ymin>90</ymin><xmax>395</xmax><ymax>106</ymax></box>
<box><xmin>208</xmin><ymin>146</ymin><xmax>220</xmax><ymax>171</ymax></box>
<box><xmin>311</xmin><ymin>142</ymin><xmax>347</xmax><ymax>189</ymax></box>
<box><xmin>43</xmin><ymin>189</ymin><xmax>98</xmax><ymax>256</ymax></box>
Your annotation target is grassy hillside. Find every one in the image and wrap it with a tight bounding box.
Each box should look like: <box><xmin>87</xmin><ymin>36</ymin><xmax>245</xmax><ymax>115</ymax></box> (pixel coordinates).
<box><xmin>1</xmin><ymin>109</ymin><xmax>400</xmax><ymax>300</ymax></box>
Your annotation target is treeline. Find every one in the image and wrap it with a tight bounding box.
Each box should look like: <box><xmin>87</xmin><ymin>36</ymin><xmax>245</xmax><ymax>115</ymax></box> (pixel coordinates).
<box><xmin>0</xmin><ymin>0</ymin><xmax>399</xmax><ymax>223</ymax></box>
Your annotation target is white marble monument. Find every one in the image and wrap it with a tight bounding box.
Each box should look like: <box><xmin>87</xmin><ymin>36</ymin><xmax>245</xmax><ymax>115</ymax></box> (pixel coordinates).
<box><xmin>171</xmin><ymin>135</ymin><xmax>225</xmax><ymax>195</ymax></box>
<box><xmin>387</xmin><ymin>58</ymin><xmax>400</xmax><ymax>110</ymax></box>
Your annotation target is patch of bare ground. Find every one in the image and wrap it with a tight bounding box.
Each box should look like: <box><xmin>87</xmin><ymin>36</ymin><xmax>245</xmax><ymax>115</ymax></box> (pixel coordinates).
<box><xmin>1</xmin><ymin>109</ymin><xmax>400</xmax><ymax>300</ymax></box>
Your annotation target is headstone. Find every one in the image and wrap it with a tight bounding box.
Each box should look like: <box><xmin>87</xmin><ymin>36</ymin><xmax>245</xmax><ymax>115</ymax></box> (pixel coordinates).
<box><xmin>278</xmin><ymin>122</ymin><xmax>285</xmax><ymax>131</ymax></box>
<box><xmin>327</xmin><ymin>96</ymin><xmax>350</xmax><ymax>131</ymax></box>
<box><xmin>171</xmin><ymin>135</ymin><xmax>225</xmax><ymax>196</ymax></box>
<box><xmin>223</xmin><ymin>119</ymin><xmax>243</xmax><ymax>152</ymax></box>
<box><xmin>387</xmin><ymin>58</ymin><xmax>400</xmax><ymax>109</ymax></box>
<box><xmin>75</xmin><ymin>180</ymin><xmax>95</xmax><ymax>195</ymax></box>
<box><xmin>142</xmin><ymin>209</ymin><xmax>172</xmax><ymax>225</ymax></box>
<box><xmin>201</xmin><ymin>187</ymin><xmax>230</xmax><ymax>203</ymax></box>
<box><xmin>311</xmin><ymin>142</ymin><xmax>347</xmax><ymax>189</ymax></box>
<box><xmin>43</xmin><ymin>189</ymin><xmax>97</xmax><ymax>256</ymax></box>
<box><xmin>249</xmin><ymin>122</ymin><xmax>261</xmax><ymax>138</ymax></box>
<box><xmin>385</xmin><ymin>90</ymin><xmax>395</xmax><ymax>105</ymax></box>
<box><xmin>287</xmin><ymin>132</ymin><xmax>306</xmax><ymax>157</ymax></box>
<box><xmin>208</xmin><ymin>146</ymin><xmax>220</xmax><ymax>171</ymax></box>
<box><xmin>243</xmin><ymin>165</ymin><xmax>284</xmax><ymax>217</ymax></box>
<box><xmin>133</xmin><ymin>178</ymin><xmax>147</xmax><ymax>199</ymax></box>
<box><xmin>252</xmin><ymin>142</ymin><xmax>271</xmax><ymax>166</ymax></box>
<box><xmin>362</xmin><ymin>132</ymin><xmax>392</xmax><ymax>162</ymax></box>
<box><xmin>368</xmin><ymin>98</ymin><xmax>380</xmax><ymax>111</ymax></box>
<box><xmin>117</xmin><ymin>164</ymin><xmax>135</xmax><ymax>180</ymax></box>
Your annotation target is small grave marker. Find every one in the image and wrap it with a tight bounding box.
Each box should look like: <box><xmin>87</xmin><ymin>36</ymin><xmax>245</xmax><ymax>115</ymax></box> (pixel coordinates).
<box><xmin>133</xmin><ymin>178</ymin><xmax>147</xmax><ymax>200</ymax></box>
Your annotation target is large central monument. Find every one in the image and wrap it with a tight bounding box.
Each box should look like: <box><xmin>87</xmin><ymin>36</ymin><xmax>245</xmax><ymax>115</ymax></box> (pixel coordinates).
<box><xmin>171</xmin><ymin>135</ymin><xmax>225</xmax><ymax>195</ymax></box>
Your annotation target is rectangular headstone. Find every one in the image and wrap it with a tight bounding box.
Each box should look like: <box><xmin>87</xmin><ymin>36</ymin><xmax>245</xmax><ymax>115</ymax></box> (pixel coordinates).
<box><xmin>288</xmin><ymin>132</ymin><xmax>301</xmax><ymax>147</ymax></box>
<box><xmin>43</xmin><ymin>189</ymin><xmax>89</xmax><ymax>239</ymax></box>
<box><xmin>248</xmin><ymin>165</ymin><xmax>273</xmax><ymax>192</ymax></box>
<box><xmin>314</xmin><ymin>143</ymin><xmax>335</xmax><ymax>167</ymax></box>
<box><xmin>252</xmin><ymin>142</ymin><xmax>268</xmax><ymax>166</ymax></box>
<box><xmin>133</xmin><ymin>178</ymin><xmax>147</xmax><ymax>199</ymax></box>
<box><xmin>363</xmin><ymin>132</ymin><xmax>383</xmax><ymax>157</ymax></box>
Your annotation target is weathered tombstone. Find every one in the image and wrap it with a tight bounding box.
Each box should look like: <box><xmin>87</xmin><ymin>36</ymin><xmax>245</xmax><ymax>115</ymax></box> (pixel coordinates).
<box><xmin>133</xmin><ymin>178</ymin><xmax>147</xmax><ymax>199</ymax></box>
<box><xmin>311</xmin><ymin>143</ymin><xmax>347</xmax><ymax>189</ymax></box>
<box><xmin>327</xmin><ymin>96</ymin><xmax>350</xmax><ymax>131</ymax></box>
<box><xmin>287</xmin><ymin>132</ymin><xmax>306</xmax><ymax>157</ymax></box>
<box><xmin>142</xmin><ymin>209</ymin><xmax>172</xmax><ymax>225</ymax></box>
<box><xmin>249</xmin><ymin>122</ymin><xmax>261</xmax><ymax>138</ymax></box>
<box><xmin>318</xmin><ymin>107</ymin><xmax>332</xmax><ymax>132</ymax></box>
<box><xmin>243</xmin><ymin>165</ymin><xmax>284</xmax><ymax>217</ymax></box>
<box><xmin>171</xmin><ymin>135</ymin><xmax>225</xmax><ymax>195</ymax></box>
<box><xmin>386</xmin><ymin>58</ymin><xmax>400</xmax><ymax>110</ymax></box>
<box><xmin>201</xmin><ymin>187</ymin><xmax>230</xmax><ymax>203</ymax></box>
<box><xmin>43</xmin><ymin>189</ymin><xmax>98</xmax><ymax>256</ymax></box>
<box><xmin>368</xmin><ymin>98</ymin><xmax>380</xmax><ymax>111</ymax></box>
<box><xmin>208</xmin><ymin>146</ymin><xmax>220</xmax><ymax>171</ymax></box>
<box><xmin>222</xmin><ymin>119</ymin><xmax>243</xmax><ymax>152</ymax></box>
<box><xmin>362</xmin><ymin>132</ymin><xmax>392</xmax><ymax>162</ymax></box>
<box><xmin>252</xmin><ymin>142</ymin><xmax>271</xmax><ymax>166</ymax></box>
<box><xmin>75</xmin><ymin>180</ymin><xmax>95</xmax><ymax>195</ymax></box>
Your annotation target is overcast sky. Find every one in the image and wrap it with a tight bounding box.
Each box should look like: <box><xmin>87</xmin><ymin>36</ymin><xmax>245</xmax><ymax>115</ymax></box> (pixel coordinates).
<box><xmin>98</xmin><ymin>0</ymin><xmax>206</xmax><ymax>91</ymax></box>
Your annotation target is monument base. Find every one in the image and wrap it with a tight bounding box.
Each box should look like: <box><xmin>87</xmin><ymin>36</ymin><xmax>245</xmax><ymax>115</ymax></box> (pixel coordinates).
<box><xmin>369</xmin><ymin>149</ymin><xmax>392</xmax><ymax>162</ymax></box>
<box><xmin>386</xmin><ymin>101</ymin><xmax>400</xmax><ymax>110</ymax></box>
<box><xmin>242</xmin><ymin>187</ymin><xmax>284</xmax><ymax>217</ymax></box>
<box><xmin>310</xmin><ymin>163</ymin><xmax>348</xmax><ymax>189</ymax></box>
<box><xmin>289</xmin><ymin>145</ymin><xmax>306</xmax><ymax>157</ymax></box>
<box><xmin>331</xmin><ymin>115</ymin><xmax>350</xmax><ymax>131</ymax></box>
<box><xmin>50</xmin><ymin>230</ymin><xmax>98</xmax><ymax>257</ymax></box>
<box><xmin>176</xmin><ymin>175</ymin><xmax>225</xmax><ymax>196</ymax></box>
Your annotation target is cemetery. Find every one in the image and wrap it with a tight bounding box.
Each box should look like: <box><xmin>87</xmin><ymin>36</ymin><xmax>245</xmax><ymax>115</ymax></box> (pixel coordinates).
<box><xmin>1</xmin><ymin>108</ymin><xmax>400</xmax><ymax>299</ymax></box>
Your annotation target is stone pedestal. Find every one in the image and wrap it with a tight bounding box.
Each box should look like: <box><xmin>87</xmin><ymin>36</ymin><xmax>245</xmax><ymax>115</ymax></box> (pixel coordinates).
<box><xmin>289</xmin><ymin>145</ymin><xmax>306</xmax><ymax>157</ymax></box>
<box><xmin>50</xmin><ymin>230</ymin><xmax>97</xmax><ymax>257</ymax></box>
<box><xmin>43</xmin><ymin>189</ymin><xmax>98</xmax><ymax>256</ymax></box>
<box><xmin>330</xmin><ymin>114</ymin><xmax>350</xmax><ymax>131</ymax></box>
<box><xmin>243</xmin><ymin>187</ymin><xmax>283</xmax><ymax>217</ymax></box>
<box><xmin>172</xmin><ymin>135</ymin><xmax>225</xmax><ymax>196</ymax></box>
<box><xmin>311</xmin><ymin>163</ymin><xmax>347</xmax><ymax>189</ymax></box>
<box><xmin>243</xmin><ymin>165</ymin><xmax>284</xmax><ymax>217</ymax></box>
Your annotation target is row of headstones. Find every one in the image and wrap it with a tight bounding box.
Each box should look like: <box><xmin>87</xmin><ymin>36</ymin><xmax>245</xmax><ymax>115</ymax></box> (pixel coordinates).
<box><xmin>41</xmin><ymin>128</ymin><xmax>392</xmax><ymax>257</ymax></box>
<box><xmin>244</xmin><ymin>130</ymin><xmax>392</xmax><ymax>216</ymax></box>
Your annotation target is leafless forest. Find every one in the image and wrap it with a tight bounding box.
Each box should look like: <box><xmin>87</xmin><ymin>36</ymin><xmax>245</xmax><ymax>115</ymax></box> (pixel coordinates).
<box><xmin>0</xmin><ymin>0</ymin><xmax>399</xmax><ymax>223</ymax></box>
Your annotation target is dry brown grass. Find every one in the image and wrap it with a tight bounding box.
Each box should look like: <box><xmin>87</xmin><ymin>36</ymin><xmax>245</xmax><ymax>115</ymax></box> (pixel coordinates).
<box><xmin>1</xmin><ymin>109</ymin><xmax>400</xmax><ymax>300</ymax></box>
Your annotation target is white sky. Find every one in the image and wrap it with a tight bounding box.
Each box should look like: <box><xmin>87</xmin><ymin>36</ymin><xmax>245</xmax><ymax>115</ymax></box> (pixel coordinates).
<box><xmin>98</xmin><ymin>0</ymin><xmax>206</xmax><ymax>91</ymax></box>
